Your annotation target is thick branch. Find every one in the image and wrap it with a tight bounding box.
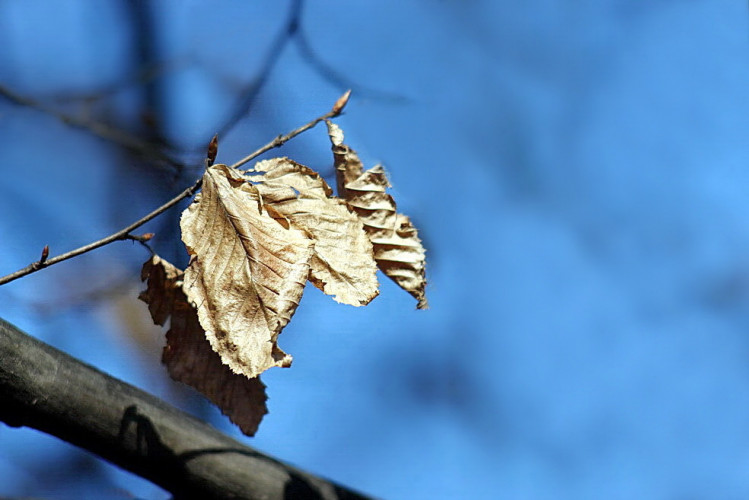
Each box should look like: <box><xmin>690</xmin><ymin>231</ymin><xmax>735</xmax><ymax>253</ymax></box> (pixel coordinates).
<box><xmin>0</xmin><ymin>317</ymin><xmax>370</xmax><ymax>499</ymax></box>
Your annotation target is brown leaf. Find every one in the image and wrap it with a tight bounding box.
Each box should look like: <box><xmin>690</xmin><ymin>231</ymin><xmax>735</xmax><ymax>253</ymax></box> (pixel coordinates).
<box><xmin>180</xmin><ymin>164</ymin><xmax>314</xmax><ymax>379</ymax></box>
<box><xmin>162</xmin><ymin>300</ymin><xmax>268</xmax><ymax>437</ymax></box>
<box><xmin>248</xmin><ymin>157</ymin><xmax>379</xmax><ymax>306</ymax></box>
<box><xmin>327</xmin><ymin>121</ymin><xmax>428</xmax><ymax>309</ymax></box>
<box><xmin>139</xmin><ymin>254</ymin><xmax>183</xmax><ymax>326</ymax></box>
<box><xmin>139</xmin><ymin>255</ymin><xmax>268</xmax><ymax>436</ymax></box>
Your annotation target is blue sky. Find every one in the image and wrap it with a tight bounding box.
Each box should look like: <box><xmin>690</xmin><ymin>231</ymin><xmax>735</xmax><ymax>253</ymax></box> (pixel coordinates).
<box><xmin>3</xmin><ymin>1</ymin><xmax>749</xmax><ymax>499</ymax></box>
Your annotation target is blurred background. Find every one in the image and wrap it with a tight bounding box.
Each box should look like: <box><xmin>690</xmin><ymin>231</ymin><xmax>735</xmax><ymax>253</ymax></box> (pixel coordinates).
<box><xmin>2</xmin><ymin>1</ymin><xmax>749</xmax><ymax>498</ymax></box>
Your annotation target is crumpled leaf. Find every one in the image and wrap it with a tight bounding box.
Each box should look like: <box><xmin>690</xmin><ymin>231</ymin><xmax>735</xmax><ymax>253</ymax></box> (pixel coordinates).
<box><xmin>180</xmin><ymin>163</ymin><xmax>314</xmax><ymax>379</ymax></box>
<box><xmin>139</xmin><ymin>254</ymin><xmax>184</xmax><ymax>327</ymax></box>
<box><xmin>248</xmin><ymin>157</ymin><xmax>379</xmax><ymax>306</ymax></box>
<box><xmin>327</xmin><ymin>121</ymin><xmax>428</xmax><ymax>309</ymax></box>
<box><xmin>139</xmin><ymin>255</ymin><xmax>268</xmax><ymax>436</ymax></box>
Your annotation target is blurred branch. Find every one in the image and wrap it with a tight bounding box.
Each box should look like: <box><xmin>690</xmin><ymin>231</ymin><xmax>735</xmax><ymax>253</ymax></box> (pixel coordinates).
<box><xmin>47</xmin><ymin>62</ymin><xmax>175</xmax><ymax>104</ymax></box>
<box><xmin>0</xmin><ymin>93</ymin><xmax>350</xmax><ymax>287</ymax></box>
<box><xmin>293</xmin><ymin>26</ymin><xmax>408</xmax><ymax>104</ymax></box>
<box><xmin>126</xmin><ymin>0</ymin><xmax>168</xmax><ymax>148</ymax></box>
<box><xmin>0</xmin><ymin>84</ymin><xmax>184</xmax><ymax>170</ymax></box>
<box><xmin>0</xmin><ymin>317</ymin><xmax>370</xmax><ymax>499</ymax></box>
<box><xmin>208</xmin><ymin>0</ymin><xmax>406</xmax><ymax>146</ymax></box>
<box><xmin>211</xmin><ymin>0</ymin><xmax>303</xmax><ymax>141</ymax></box>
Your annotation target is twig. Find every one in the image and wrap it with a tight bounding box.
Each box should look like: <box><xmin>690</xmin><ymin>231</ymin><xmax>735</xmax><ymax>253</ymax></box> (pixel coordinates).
<box><xmin>0</xmin><ymin>184</ymin><xmax>192</xmax><ymax>286</ymax></box>
<box><xmin>230</xmin><ymin>91</ymin><xmax>349</xmax><ymax>170</ymax></box>
<box><xmin>0</xmin><ymin>92</ymin><xmax>351</xmax><ymax>287</ymax></box>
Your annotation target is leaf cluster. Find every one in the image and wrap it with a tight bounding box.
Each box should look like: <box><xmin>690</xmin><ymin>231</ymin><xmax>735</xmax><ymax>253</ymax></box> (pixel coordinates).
<box><xmin>140</xmin><ymin>123</ymin><xmax>427</xmax><ymax>435</ymax></box>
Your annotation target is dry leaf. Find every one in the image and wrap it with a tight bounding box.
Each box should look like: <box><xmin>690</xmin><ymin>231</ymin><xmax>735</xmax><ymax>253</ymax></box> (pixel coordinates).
<box><xmin>139</xmin><ymin>255</ymin><xmax>183</xmax><ymax>326</ymax></box>
<box><xmin>139</xmin><ymin>255</ymin><xmax>268</xmax><ymax>436</ymax></box>
<box><xmin>327</xmin><ymin>121</ymin><xmax>428</xmax><ymax>309</ymax></box>
<box><xmin>248</xmin><ymin>157</ymin><xmax>379</xmax><ymax>306</ymax></box>
<box><xmin>181</xmin><ymin>164</ymin><xmax>313</xmax><ymax>379</ymax></box>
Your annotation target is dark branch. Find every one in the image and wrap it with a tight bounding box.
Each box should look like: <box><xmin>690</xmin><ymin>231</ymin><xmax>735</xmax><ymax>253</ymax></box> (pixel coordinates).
<box><xmin>0</xmin><ymin>317</ymin><xmax>371</xmax><ymax>499</ymax></box>
<box><xmin>211</xmin><ymin>0</ymin><xmax>304</xmax><ymax>141</ymax></box>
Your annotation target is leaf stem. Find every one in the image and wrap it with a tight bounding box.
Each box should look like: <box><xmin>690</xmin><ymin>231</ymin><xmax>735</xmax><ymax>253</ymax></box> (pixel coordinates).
<box><xmin>0</xmin><ymin>92</ymin><xmax>351</xmax><ymax>287</ymax></box>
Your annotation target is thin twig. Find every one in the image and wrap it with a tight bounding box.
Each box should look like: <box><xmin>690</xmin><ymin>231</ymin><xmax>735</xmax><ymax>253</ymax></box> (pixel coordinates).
<box><xmin>230</xmin><ymin>97</ymin><xmax>346</xmax><ymax>170</ymax></box>
<box><xmin>0</xmin><ymin>185</ymin><xmax>198</xmax><ymax>286</ymax></box>
<box><xmin>0</xmin><ymin>93</ymin><xmax>350</xmax><ymax>287</ymax></box>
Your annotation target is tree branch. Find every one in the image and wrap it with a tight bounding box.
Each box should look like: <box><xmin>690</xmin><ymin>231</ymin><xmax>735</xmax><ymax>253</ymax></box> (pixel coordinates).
<box><xmin>229</xmin><ymin>91</ymin><xmax>348</xmax><ymax>170</ymax></box>
<box><xmin>0</xmin><ymin>181</ymin><xmax>197</xmax><ymax>286</ymax></box>
<box><xmin>211</xmin><ymin>0</ymin><xmax>303</xmax><ymax>141</ymax></box>
<box><xmin>292</xmin><ymin>27</ymin><xmax>407</xmax><ymax>105</ymax></box>
<box><xmin>0</xmin><ymin>84</ymin><xmax>184</xmax><ymax>170</ymax></box>
<box><xmin>0</xmin><ymin>92</ymin><xmax>350</xmax><ymax>287</ymax></box>
<box><xmin>0</xmin><ymin>317</ymin><xmax>370</xmax><ymax>499</ymax></box>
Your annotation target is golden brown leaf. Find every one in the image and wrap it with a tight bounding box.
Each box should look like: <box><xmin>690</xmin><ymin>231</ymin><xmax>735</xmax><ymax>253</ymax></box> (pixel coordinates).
<box><xmin>327</xmin><ymin>121</ymin><xmax>428</xmax><ymax>309</ymax></box>
<box><xmin>139</xmin><ymin>255</ymin><xmax>268</xmax><ymax>436</ymax></box>
<box><xmin>248</xmin><ymin>157</ymin><xmax>379</xmax><ymax>306</ymax></box>
<box><xmin>180</xmin><ymin>164</ymin><xmax>313</xmax><ymax>379</ymax></box>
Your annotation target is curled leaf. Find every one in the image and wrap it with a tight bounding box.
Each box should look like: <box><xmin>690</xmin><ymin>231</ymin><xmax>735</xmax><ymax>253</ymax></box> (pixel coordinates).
<box><xmin>181</xmin><ymin>164</ymin><xmax>313</xmax><ymax>379</ymax></box>
<box><xmin>139</xmin><ymin>255</ymin><xmax>268</xmax><ymax>436</ymax></box>
<box><xmin>249</xmin><ymin>158</ymin><xmax>379</xmax><ymax>306</ymax></box>
<box><xmin>139</xmin><ymin>255</ymin><xmax>184</xmax><ymax>326</ymax></box>
<box><xmin>327</xmin><ymin>121</ymin><xmax>428</xmax><ymax>309</ymax></box>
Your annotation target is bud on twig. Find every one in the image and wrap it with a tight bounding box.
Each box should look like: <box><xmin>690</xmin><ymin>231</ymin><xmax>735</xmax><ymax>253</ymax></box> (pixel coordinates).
<box><xmin>331</xmin><ymin>90</ymin><xmax>352</xmax><ymax>115</ymax></box>
<box><xmin>206</xmin><ymin>134</ymin><xmax>219</xmax><ymax>167</ymax></box>
<box><xmin>40</xmin><ymin>245</ymin><xmax>49</xmax><ymax>263</ymax></box>
<box><xmin>123</xmin><ymin>233</ymin><xmax>154</xmax><ymax>244</ymax></box>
